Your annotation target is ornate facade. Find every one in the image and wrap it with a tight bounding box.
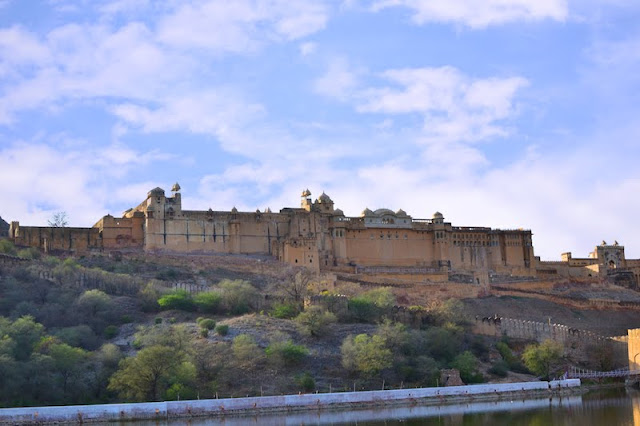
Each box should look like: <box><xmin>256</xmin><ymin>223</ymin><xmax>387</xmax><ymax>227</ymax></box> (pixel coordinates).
<box><xmin>9</xmin><ymin>185</ymin><xmax>536</xmax><ymax>280</ymax></box>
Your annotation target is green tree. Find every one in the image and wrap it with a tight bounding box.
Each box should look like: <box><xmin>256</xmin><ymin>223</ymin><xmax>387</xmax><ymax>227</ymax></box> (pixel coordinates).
<box><xmin>451</xmin><ymin>350</ymin><xmax>483</xmax><ymax>383</ymax></box>
<box><xmin>134</xmin><ymin>324</ymin><xmax>194</xmax><ymax>355</ymax></box>
<box><xmin>8</xmin><ymin>316</ymin><xmax>45</xmax><ymax>361</ymax></box>
<box><xmin>77</xmin><ymin>290</ymin><xmax>111</xmax><ymax>316</ymax></box>
<box><xmin>219</xmin><ymin>279</ymin><xmax>258</xmax><ymax>314</ymax></box>
<box><xmin>193</xmin><ymin>291</ymin><xmax>223</xmax><ymax>313</ymax></box>
<box><xmin>295</xmin><ymin>305</ymin><xmax>337</xmax><ymax>337</ymax></box>
<box><xmin>48</xmin><ymin>343</ymin><xmax>88</xmax><ymax>394</ymax></box>
<box><xmin>349</xmin><ymin>288</ymin><xmax>396</xmax><ymax>322</ymax></box>
<box><xmin>265</xmin><ymin>339</ymin><xmax>308</xmax><ymax>367</ymax></box>
<box><xmin>157</xmin><ymin>289</ymin><xmax>195</xmax><ymax>311</ymax></box>
<box><xmin>522</xmin><ymin>339</ymin><xmax>563</xmax><ymax>380</ymax></box>
<box><xmin>232</xmin><ymin>334</ymin><xmax>263</xmax><ymax>369</ymax></box>
<box><xmin>108</xmin><ymin>345</ymin><xmax>183</xmax><ymax>401</ymax></box>
<box><xmin>341</xmin><ymin>334</ymin><xmax>393</xmax><ymax>377</ymax></box>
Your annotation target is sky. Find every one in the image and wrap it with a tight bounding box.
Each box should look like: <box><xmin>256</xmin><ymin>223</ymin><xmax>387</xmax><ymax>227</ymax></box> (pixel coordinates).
<box><xmin>0</xmin><ymin>0</ymin><xmax>639</xmax><ymax>261</ymax></box>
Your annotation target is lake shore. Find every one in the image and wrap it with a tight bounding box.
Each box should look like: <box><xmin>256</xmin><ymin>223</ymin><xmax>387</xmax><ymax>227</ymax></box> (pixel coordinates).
<box><xmin>0</xmin><ymin>379</ymin><xmax>581</xmax><ymax>424</ymax></box>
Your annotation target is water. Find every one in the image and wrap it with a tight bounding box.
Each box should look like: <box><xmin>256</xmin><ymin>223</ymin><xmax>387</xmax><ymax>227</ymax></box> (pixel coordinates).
<box><xmin>129</xmin><ymin>389</ymin><xmax>640</xmax><ymax>425</ymax></box>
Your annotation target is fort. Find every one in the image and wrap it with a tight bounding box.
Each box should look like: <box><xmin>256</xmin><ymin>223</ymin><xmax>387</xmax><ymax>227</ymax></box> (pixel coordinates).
<box><xmin>5</xmin><ymin>184</ymin><xmax>640</xmax><ymax>285</ymax></box>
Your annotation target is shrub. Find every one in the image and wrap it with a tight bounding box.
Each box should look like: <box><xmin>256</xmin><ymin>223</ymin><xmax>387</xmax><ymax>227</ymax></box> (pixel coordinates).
<box><xmin>295</xmin><ymin>306</ymin><xmax>337</xmax><ymax>337</ymax></box>
<box><xmin>17</xmin><ymin>247</ymin><xmax>40</xmax><ymax>260</ymax></box>
<box><xmin>194</xmin><ymin>291</ymin><xmax>223</xmax><ymax>313</ymax></box>
<box><xmin>348</xmin><ymin>288</ymin><xmax>395</xmax><ymax>322</ymax></box>
<box><xmin>104</xmin><ymin>325</ymin><xmax>119</xmax><ymax>339</ymax></box>
<box><xmin>341</xmin><ymin>334</ymin><xmax>392</xmax><ymax>377</ymax></box>
<box><xmin>488</xmin><ymin>360</ymin><xmax>509</xmax><ymax>377</ymax></box>
<box><xmin>452</xmin><ymin>351</ymin><xmax>484</xmax><ymax>384</ymax></box>
<box><xmin>157</xmin><ymin>290</ymin><xmax>195</xmax><ymax>311</ymax></box>
<box><xmin>0</xmin><ymin>239</ymin><xmax>16</xmax><ymax>255</ymax></box>
<box><xmin>155</xmin><ymin>317</ymin><xmax>163</xmax><ymax>324</ymax></box>
<box><xmin>197</xmin><ymin>318</ymin><xmax>216</xmax><ymax>330</ymax></box>
<box><xmin>522</xmin><ymin>339</ymin><xmax>563</xmax><ymax>380</ymax></box>
<box><xmin>199</xmin><ymin>328</ymin><xmax>209</xmax><ymax>338</ymax></box>
<box><xmin>155</xmin><ymin>268</ymin><xmax>179</xmax><ymax>281</ymax></box>
<box><xmin>215</xmin><ymin>324</ymin><xmax>229</xmax><ymax>336</ymax></box>
<box><xmin>266</xmin><ymin>340</ymin><xmax>309</xmax><ymax>366</ymax></box>
<box><xmin>219</xmin><ymin>280</ymin><xmax>258</xmax><ymax>314</ymax></box>
<box><xmin>271</xmin><ymin>302</ymin><xmax>299</xmax><ymax>319</ymax></box>
<box><xmin>296</xmin><ymin>372</ymin><xmax>315</xmax><ymax>392</ymax></box>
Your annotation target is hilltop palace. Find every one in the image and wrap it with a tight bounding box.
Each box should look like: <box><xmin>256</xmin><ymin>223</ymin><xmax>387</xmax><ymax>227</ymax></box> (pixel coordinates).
<box><xmin>7</xmin><ymin>184</ymin><xmax>640</xmax><ymax>286</ymax></box>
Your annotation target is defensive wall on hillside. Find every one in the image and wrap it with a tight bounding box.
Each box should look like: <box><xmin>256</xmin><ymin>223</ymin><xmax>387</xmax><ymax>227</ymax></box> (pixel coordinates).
<box><xmin>473</xmin><ymin>316</ymin><xmax>629</xmax><ymax>366</ymax></box>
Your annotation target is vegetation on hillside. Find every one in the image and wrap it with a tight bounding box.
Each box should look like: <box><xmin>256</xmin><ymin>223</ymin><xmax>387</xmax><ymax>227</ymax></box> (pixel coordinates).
<box><xmin>0</xmin><ymin>240</ymin><xmax>607</xmax><ymax>407</ymax></box>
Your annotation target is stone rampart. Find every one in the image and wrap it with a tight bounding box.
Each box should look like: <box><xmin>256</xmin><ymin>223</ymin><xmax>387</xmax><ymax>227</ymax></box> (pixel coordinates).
<box><xmin>473</xmin><ymin>317</ymin><xmax>628</xmax><ymax>366</ymax></box>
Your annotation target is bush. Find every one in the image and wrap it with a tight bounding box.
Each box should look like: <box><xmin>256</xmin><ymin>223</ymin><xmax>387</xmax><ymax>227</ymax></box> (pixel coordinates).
<box><xmin>197</xmin><ymin>318</ymin><xmax>216</xmax><ymax>330</ymax></box>
<box><xmin>271</xmin><ymin>302</ymin><xmax>299</xmax><ymax>319</ymax></box>
<box><xmin>0</xmin><ymin>239</ymin><xmax>16</xmax><ymax>255</ymax></box>
<box><xmin>341</xmin><ymin>334</ymin><xmax>392</xmax><ymax>377</ymax></box>
<box><xmin>157</xmin><ymin>290</ymin><xmax>195</xmax><ymax>311</ymax></box>
<box><xmin>452</xmin><ymin>351</ymin><xmax>484</xmax><ymax>384</ymax></box>
<box><xmin>348</xmin><ymin>288</ymin><xmax>396</xmax><ymax>323</ymax></box>
<box><xmin>104</xmin><ymin>325</ymin><xmax>119</xmax><ymax>339</ymax></box>
<box><xmin>199</xmin><ymin>328</ymin><xmax>209</xmax><ymax>338</ymax></box>
<box><xmin>488</xmin><ymin>360</ymin><xmax>509</xmax><ymax>377</ymax></box>
<box><xmin>219</xmin><ymin>280</ymin><xmax>258</xmax><ymax>315</ymax></box>
<box><xmin>155</xmin><ymin>317</ymin><xmax>163</xmax><ymax>324</ymax></box>
<box><xmin>296</xmin><ymin>372</ymin><xmax>315</xmax><ymax>392</ymax></box>
<box><xmin>265</xmin><ymin>340</ymin><xmax>309</xmax><ymax>366</ymax></box>
<box><xmin>17</xmin><ymin>247</ymin><xmax>40</xmax><ymax>260</ymax></box>
<box><xmin>194</xmin><ymin>291</ymin><xmax>223</xmax><ymax>313</ymax></box>
<box><xmin>295</xmin><ymin>306</ymin><xmax>337</xmax><ymax>337</ymax></box>
<box><xmin>215</xmin><ymin>324</ymin><xmax>229</xmax><ymax>336</ymax></box>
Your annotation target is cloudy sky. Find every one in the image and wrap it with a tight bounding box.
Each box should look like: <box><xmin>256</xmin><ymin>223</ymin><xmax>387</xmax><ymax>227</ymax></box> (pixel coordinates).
<box><xmin>1</xmin><ymin>0</ymin><xmax>639</xmax><ymax>260</ymax></box>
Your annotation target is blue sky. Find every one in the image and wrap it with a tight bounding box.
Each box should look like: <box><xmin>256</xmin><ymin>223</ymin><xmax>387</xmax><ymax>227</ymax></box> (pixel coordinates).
<box><xmin>1</xmin><ymin>0</ymin><xmax>640</xmax><ymax>260</ymax></box>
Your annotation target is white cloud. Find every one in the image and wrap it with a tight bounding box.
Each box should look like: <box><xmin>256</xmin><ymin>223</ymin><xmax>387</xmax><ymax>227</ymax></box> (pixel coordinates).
<box><xmin>372</xmin><ymin>0</ymin><xmax>568</xmax><ymax>28</ymax></box>
<box><xmin>356</xmin><ymin>66</ymin><xmax>528</xmax><ymax>143</ymax></box>
<box><xmin>299</xmin><ymin>41</ymin><xmax>317</xmax><ymax>56</ymax></box>
<box><xmin>0</xmin><ymin>139</ymin><xmax>173</xmax><ymax>226</ymax></box>
<box><xmin>156</xmin><ymin>0</ymin><xmax>328</xmax><ymax>52</ymax></box>
<box><xmin>313</xmin><ymin>57</ymin><xmax>361</xmax><ymax>100</ymax></box>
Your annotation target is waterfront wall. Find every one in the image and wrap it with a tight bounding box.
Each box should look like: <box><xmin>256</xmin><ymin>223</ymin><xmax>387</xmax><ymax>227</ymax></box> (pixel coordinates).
<box><xmin>0</xmin><ymin>380</ymin><xmax>580</xmax><ymax>424</ymax></box>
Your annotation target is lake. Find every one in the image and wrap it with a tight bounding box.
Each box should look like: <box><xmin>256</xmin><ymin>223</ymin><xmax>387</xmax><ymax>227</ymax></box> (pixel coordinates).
<box><xmin>129</xmin><ymin>388</ymin><xmax>640</xmax><ymax>425</ymax></box>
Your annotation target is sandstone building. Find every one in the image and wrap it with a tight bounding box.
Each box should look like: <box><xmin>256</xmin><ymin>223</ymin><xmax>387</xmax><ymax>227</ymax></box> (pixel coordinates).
<box><xmin>537</xmin><ymin>242</ymin><xmax>640</xmax><ymax>287</ymax></box>
<box><xmin>8</xmin><ymin>185</ymin><xmax>538</xmax><ymax>280</ymax></box>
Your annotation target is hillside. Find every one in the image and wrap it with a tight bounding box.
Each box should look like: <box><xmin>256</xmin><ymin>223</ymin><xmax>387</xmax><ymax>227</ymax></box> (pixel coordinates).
<box><xmin>0</xmin><ymin>243</ymin><xmax>637</xmax><ymax>407</ymax></box>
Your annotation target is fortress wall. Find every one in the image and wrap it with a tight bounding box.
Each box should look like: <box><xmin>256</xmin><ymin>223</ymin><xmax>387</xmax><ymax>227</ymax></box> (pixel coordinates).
<box><xmin>144</xmin><ymin>212</ymin><xmax>290</xmax><ymax>255</ymax></box>
<box><xmin>343</xmin><ymin>229</ymin><xmax>436</xmax><ymax>266</ymax></box>
<box><xmin>98</xmin><ymin>215</ymin><xmax>144</xmax><ymax>249</ymax></box>
<box><xmin>473</xmin><ymin>317</ymin><xmax>628</xmax><ymax>367</ymax></box>
<box><xmin>13</xmin><ymin>226</ymin><xmax>100</xmax><ymax>253</ymax></box>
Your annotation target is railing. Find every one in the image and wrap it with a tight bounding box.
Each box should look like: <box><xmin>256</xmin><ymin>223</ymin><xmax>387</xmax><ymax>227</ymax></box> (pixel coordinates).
<box><xmin>567</xmin><ymin>366</ymin><xmax>640</xmax><ymax>379</ymax></box>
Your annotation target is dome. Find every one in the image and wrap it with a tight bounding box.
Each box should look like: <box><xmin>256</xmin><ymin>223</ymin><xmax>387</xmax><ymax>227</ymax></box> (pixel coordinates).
<box><xmin>374</xmin><ymin>208</ymin><xmax>395</xmax><ymax>216</ymax></box>
<box><xmin>231</xmin><ymin>207</ymin><xmax>238</xmax><ymax>213</ymax></box>
<box><xmin>301</xmin><ymin>188</ymin><xmax>311</xmax><ymax>197</ymax></box>
<box><xmin>148</xmin><ymin>187</ymin><xmax>165</xmax><ymax>195</ymax></box>
<box><xmin>361</xmin><ymin>208</ymin><xmax>374</xmax><ymax>217</ymax></box>
<box><xmin>318</xmin><ymin>192</ymin><xmax>332</xmax><ymax>203</ymax></box>
<box><xmin>171</xmin><ymin>182</ymin><xmax>181</xmax><ymax>192</ymax></box>
<box><xmin>333</xmin><ymin>208</ymin><xmax>344</xmax><ymax>216</ymax></box>
<box><xmin>432</xmin><ymin>211</ymin><xmax>444</xmax><ymax>219</ymax></box>
<box><xmin>396</xmin><ymin>209</ymin><xmax>408</xmax><ymax>217</ymax></box>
